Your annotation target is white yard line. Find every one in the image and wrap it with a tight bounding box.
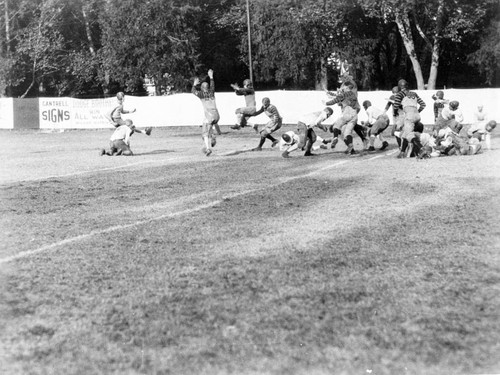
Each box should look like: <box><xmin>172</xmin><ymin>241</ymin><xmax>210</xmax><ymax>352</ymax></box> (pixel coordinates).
<box><xmin>1</xmin><ymin>151</ymin><xmax>393</xmax><ymax>264</ymax></box>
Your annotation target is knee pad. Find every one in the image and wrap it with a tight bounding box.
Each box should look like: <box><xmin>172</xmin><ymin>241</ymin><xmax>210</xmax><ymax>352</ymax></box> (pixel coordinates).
<box><xmin>332</xmin><ymin>128</ymin><xmax>341</xmax><ymax>138</ymax></box>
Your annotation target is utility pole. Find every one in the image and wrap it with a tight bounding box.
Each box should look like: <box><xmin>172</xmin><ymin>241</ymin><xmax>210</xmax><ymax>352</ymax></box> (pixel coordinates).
<box><xmin>245</xmin><ymin>0</ymin><xmax>253</xmax><ymax>83</ymax></box>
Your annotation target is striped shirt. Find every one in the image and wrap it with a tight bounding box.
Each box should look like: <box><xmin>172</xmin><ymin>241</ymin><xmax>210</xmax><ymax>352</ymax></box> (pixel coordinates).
<box><xmin>326</xmin><ymin>90</ymin><xmax>360</xmax><ymax>112</ymax></box>
<box><xmin>255</xmin><ymin>104</ymin><xmax>282</xmax><ymax>123</ymax></box>
<box><xmin>393</xmin><ymin>90</ymin><xmax>426</xmax><ymax>112</ymax></box>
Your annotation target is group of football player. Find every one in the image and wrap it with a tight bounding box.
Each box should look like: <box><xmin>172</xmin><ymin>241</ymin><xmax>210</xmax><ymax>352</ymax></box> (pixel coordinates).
<box><xmin>100</xmin><ymin>70</ymin><xmax>496</xmax><ymax>158</ymax></box>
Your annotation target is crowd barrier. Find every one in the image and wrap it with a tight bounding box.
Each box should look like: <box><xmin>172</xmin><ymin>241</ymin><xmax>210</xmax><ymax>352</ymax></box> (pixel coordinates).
<box><xmin>0</xmin><ymin>89</ymin><xmax>498</xmax><ymax>130</ymax></box>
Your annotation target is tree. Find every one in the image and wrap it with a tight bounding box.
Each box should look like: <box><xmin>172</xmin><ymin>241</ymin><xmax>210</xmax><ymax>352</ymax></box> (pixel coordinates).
<box><xmin>99</xmin><ymin>0</ymin><xmax>202</xmax><ymax>95</ymax></box>
<box><xmin>467</xmin><ymin>19</ymin><xmax>499</xmax><ymax>86</ymax></box>
<box><xmin>360</xmin><ymin>0</ymin><xmax>497</xmax><ymax>90</ymax></box>
<box><xmin>14</xmin><ymin>0</ymin><xmax>68</xmax><ymax>97</ymax></box>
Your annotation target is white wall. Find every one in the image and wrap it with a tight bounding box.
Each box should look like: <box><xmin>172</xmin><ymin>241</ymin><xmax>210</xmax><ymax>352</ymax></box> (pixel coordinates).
<box><xmin>119</xmin><ymin>88</ymin><xmax>500</xmax><ymax>128</ymax></box>
<box><xmin>0</xmin><ymin>98</ymin><xmax>14</xmax><ymax>129</ymax></box>
<box><xmin>1</xmin><ymin>89</ymin><xmax>498</xmax><ymax>129</ymax></box>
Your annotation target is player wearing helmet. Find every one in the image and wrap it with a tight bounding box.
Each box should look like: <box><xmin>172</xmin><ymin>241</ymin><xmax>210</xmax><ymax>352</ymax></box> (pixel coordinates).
<box><xmin>252</xmin><ymin>97</ymin><xmax>282</xmax><ymax>151</ymax></box>
<box><xmin>192</xmin><ymin>69</ymin><xmax>221</xmax><ymax>156</ymax></box>
<box><xmin>392</xmin><ymin>79</ymin><xmax>426</xmax><ymax>158</ymax></box>
<box><xmin>434</xmin><ymin>100</ymin><xmax>464</xmax><ymax>136</ymax></box>
<box><xmin>105</xmin><ymin>92</ymin><xmax>152</xmax><ymax>136</ymax></box>
<box><xmin>431</xmin><ymin>90</ymin><xmax>449</xmax><ymax>122</ymax></box>
<box><xmin>323</xmin><ymin>76</ymin><xmax>362</xmax><ymax>155</ymax></box>
<box><xmin>282</xmin><ymin>107</ymin><xmax>333</xmax><ymax>157</ymax></box>
<box><xmin>467</xmin><ymin>120</ymin><xmax>497</xmax><ymax>150</ymax></box>
<box><xmin>362</xmin><ymin>100</ymin><xmax>390</xmax><ymax>151</ymax></box>
<box><xmin>230</xmin><ymin>79</ymin><xmax>258</xmax><ymax>133</ymax></box>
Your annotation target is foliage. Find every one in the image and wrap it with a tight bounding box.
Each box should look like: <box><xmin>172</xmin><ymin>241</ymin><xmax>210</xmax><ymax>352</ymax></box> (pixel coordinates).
<box><xmin>99</xmin><ymin>0</ymin><xmax>201</xmax><ymax>95</ymax></box>
<box><xmin>467</xmin><ymin>20</ymin><xmax>500</xmax><ymax>86</ymax></box>
<box><xmin>0</xmin><ymin>0</ymin><xmax>497</xmax><ymax>97</ymax></box>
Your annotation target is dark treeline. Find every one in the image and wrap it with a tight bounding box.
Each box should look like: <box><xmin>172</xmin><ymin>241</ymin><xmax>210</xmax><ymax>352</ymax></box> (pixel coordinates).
<box><xmin>0</xmin><ymin>0</ymin><xmax>498</xmax><ymax>98</ymax></box>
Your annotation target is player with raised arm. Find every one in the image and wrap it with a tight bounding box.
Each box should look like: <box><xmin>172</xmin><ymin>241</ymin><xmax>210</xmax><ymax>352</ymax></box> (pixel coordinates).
<box><xmin>230</xmin><ymin>79</ymin><xmax>258</xmax><ymax>133</ymax></box>
<box><xmin>192</xmin><ymin>69</ymin><xmax>221</xmax><ymax>156</ymax></box>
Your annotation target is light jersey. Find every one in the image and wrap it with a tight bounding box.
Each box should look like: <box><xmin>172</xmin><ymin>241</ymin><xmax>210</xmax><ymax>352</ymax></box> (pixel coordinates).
<box><xmin>299</xmin><ymin>111</ymin><xmax>327</xmax><ymax>129</ymax></box>
<box><xmin>401</xmin><ymin>95</ymin><xmax>419</xmax><ymax>109</ymax></box>
<box><xmin>441</xmin><ymin>107</ymin><xmax>464</xmax><ymax>123</ymax></box>
<box><xmin>365</xmin><ymin>106</ymin><xmax>384</xmax><ymax>124</ymax></box>
<box><xmin>468</xmin><ymin>121</ymin><xmax>491</xmax><ymax>136</ymax></box>
<box><xmin>279</xmin><ymin>131</ymin><xmax>300</xmax><ymax>152</ymax></box>
<box><xmin>110</xmin><ymin>104</ymin><xmax>124</xmax><ymax>121</ymax></box>
<box><xmin>474</xmin><ymin>110</ymin><xmax>487</xmax><ymax>122</ymax></box>
<box><xmin>110</xmin><ymin>125</ymin><xmax>133</xmax><ymax>143</ymax></box>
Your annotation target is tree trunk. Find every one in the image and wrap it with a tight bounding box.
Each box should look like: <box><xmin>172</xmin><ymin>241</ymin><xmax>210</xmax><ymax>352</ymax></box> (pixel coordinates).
<box><xmin>4</xmin><ymin>0</ymin><xmax>10</xmax><ymax>54</ymax></box>
<box><xmin>82</xmin><ymin>3</ymin><xmax>96</xmax><ymax>56</ymax></box>
<box><xmin>395</xmin><ymin>11</ymin><xmax>425</xmax><ymax>90</ymax></box>
<box><xmin>315</xmin><ymin>57</ymin><xmax>328</xmax><ymax>90</ymax></box>
<box><xmin>426</xmin><ymin>0</ymin><xmax>445</xmax><ymax>90</ymax></box>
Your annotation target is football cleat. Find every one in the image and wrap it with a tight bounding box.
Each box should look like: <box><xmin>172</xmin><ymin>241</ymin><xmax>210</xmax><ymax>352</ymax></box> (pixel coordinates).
<box><xmin>380</xmin><ymin>141</ymin><xmax>389</xmax><ymax>151</ymax></box>
<box><xmin>330</xmin><ymin>138</ymin><xmax>338</xmax><ymax>149</ymax></box>
<box><xmin>99</xmin><ymin>148</ymin><xmax>105</xmax><ymax>156</ymax></box>
<box><xmin>367</xmin><ymin>146</ymin><xmax>376</xmax><ymax>152</ymax></box>
<box><xmin>272</xmin><ymin>140</ymin><xmax>279</xmax><ymax>148</ymax></box>
<box><xmin>145</xmin><ymin>127</ymin><xmax>152</xmax><ymax>136</ymax></box>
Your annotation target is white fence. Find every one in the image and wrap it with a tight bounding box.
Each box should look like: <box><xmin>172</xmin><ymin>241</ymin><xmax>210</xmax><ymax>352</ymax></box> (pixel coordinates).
<box><xmin>0</xmin><ymin>89</ymin><xmax>498</xmax><ymax>129</ymax></box>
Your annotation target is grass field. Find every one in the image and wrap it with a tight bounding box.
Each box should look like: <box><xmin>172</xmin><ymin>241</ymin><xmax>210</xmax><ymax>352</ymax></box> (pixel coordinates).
<box><xmin>1</xmin><ymin>126</ymin><xmax>499</xmax><ymax>375</ymax></box>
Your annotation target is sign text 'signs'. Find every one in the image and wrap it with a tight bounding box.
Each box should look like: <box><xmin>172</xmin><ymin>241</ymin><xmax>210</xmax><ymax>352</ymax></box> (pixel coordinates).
<box><xmin>42</xmin><ymin>108</ymin><xmax>70</xmax><ymax>123</ymax></box>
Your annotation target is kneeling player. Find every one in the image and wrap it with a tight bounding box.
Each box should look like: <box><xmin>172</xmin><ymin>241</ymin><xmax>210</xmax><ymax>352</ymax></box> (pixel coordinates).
<box><xmin>100</xmin><ymin>119</ymin><xmax>136</xmax><ymax>156</ymax></box>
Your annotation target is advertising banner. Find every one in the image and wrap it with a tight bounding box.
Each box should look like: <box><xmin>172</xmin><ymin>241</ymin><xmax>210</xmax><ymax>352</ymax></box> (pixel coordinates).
<box><xmin>39</xmin><ymin>97</ymin><xmax>116</xmax><ymax>129</ymax></box>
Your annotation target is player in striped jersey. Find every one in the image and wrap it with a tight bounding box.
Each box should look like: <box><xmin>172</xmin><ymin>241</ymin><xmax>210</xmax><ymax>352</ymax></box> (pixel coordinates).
<box><xmin>252</xmin><ymin>97</ymin><xmax>282</xmax><ymax>151</ymax></box>
<box><xmin>392</xmin><ymin>79</ymin><xmax>426</xmax><ymax>158</ymax></box>
<box><xmin>323</xmin><ymin>76</ymin><xmax>362</xmax><ymax>154</ymax></box>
